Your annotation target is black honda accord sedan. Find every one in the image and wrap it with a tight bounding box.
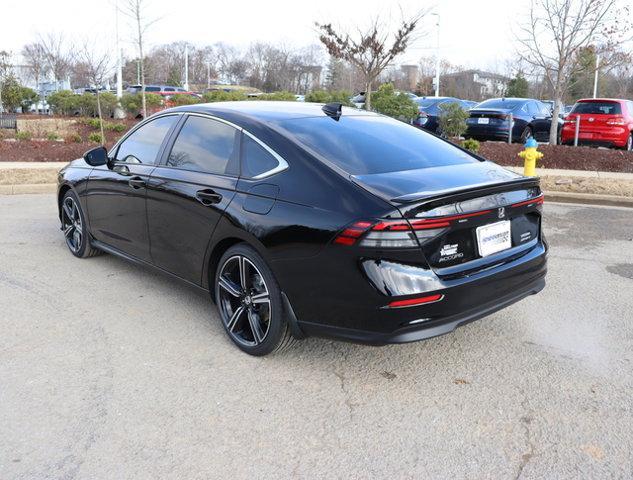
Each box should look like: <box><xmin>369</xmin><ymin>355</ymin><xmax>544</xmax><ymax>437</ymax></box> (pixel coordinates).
<box><xmin>57</xmin><ymin>101</ymin><xmax>547</xmax><ymax>355</ymax></box>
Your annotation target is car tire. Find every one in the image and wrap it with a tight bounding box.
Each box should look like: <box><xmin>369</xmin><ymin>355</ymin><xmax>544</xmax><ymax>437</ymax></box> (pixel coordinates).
<box><xmin>61</xmin><ymin>190</ymin><xmax>102</xmax><ymax>258</ymax></box>
<box><xmin>214</xmin><ymin>243</ymin><xmax>295</xmax><ymax>356</ymax></box>
<box><xmin>625</xmin><ymin>134</ymin><xmax>632</xmax><ymax>151</ymax></box>
<box><xmin>520</xmin><ymin>126</ymin><xmax>533</xmax><ymax>143</ymax></box>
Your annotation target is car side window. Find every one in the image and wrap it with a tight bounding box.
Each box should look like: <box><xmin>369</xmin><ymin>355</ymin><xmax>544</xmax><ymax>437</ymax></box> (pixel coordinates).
<box><xmin>527</xmin><ymin>102</ymin><xmax>539</xmax><ymax>116</ymax></box>
<box><xmin>114</xmin><ymin>115</ymin><xmax>178</xmax><ymax>165</ymax></box>
<box><xmin>166</xmin><ymin>116</ymin><xmax>239</xmax><ymax>175</ymax></box>
<box><xmin>241</xmin><ymin>135</ymin><xmax>280</xmax><ymax>178</ymax></box>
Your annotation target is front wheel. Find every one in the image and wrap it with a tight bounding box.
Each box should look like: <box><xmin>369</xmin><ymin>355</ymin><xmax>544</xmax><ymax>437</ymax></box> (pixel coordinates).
<box><xmin>520</xmin><ymin>126</ymin><xmax>533</xmax><ymax>143</ymax></box>
<box><xmin>61</xmin><ymin>190</ymin><xmax>102</xmax><ymax>258</ymax></box>
<box><xmin>214</xmin><ymin>244</ymin><xmax>295</xmax><ymax>356</ymax></box>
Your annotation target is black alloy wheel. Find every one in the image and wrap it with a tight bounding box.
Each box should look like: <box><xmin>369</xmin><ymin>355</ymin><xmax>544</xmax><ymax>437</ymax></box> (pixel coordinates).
<box><xmin>61</xmin><ymin>190</ymin><xmax>101</xmax><ymax>258</ymax></box>
<box><xmin>215</xmin><ymin>244</ymin><xmax>294</xmax><ymax>356</ymax></box>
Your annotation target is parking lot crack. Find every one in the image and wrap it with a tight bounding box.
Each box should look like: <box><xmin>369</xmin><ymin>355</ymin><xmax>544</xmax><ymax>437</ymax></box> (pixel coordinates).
<box><xmin>333</xmin><ymin>370</ymin><xmax>355</xmax><ymax>420</ymax></box>
<box><xmin>515</xmin><ymin>396</ymin><xmax>537</xmax><ymax>480</ymax></box>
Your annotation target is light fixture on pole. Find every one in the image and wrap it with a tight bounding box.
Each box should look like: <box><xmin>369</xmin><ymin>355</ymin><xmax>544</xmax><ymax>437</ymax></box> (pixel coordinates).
<box><xmin>431</xmin><ymin>12</ymin><xmax>440</xmax><ymax>97</ymax></box>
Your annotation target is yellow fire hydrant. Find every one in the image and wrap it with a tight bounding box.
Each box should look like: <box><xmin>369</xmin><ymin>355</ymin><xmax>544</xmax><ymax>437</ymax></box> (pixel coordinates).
<box><xmin>518</xmin><ymin>137</ymin><xmax>543</xmax><ymax>177</ymax></box>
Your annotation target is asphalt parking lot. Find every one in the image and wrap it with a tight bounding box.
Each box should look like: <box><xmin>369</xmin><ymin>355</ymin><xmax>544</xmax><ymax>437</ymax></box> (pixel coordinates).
<box><xmin>1</xmin><ymin>194</ymin><xmax>632</xmax><ymax>479</ymax></box>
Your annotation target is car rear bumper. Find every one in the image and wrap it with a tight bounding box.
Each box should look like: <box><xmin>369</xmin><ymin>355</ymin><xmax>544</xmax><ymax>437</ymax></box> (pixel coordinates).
<box><xmin>561</xmin><ymin>127</ymin><xmax>629</xmax><ymax>147</ymax></box>
<box><xmin>296</xmin><ymin>241</ymin><xmax>548</xmax><ymax>345</ymax></box>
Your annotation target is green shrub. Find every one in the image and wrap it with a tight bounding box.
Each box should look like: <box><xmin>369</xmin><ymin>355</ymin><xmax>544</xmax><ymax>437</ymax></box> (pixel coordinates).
<box><xmin>170</xmin><ymin>94</ymin><xmax>203</xmax><ymax>106</ymax></box>
<box><xmin>46</xmin><ymin>132</ymin><xmax>60</xmax><ymax>141</ymax></box>
<box><xmin>87</xmin><ymin>118</ymin><xmax>101</xmax><ymax>129</ymax></box>
<box><xmin>462</xmin><ymin>138</ymin><xmax>480</xmax><ymax>153</ymax></box>
<box><xmin>106</xmin><ymin>122</ymin><xmax>126</xmax><ymax>133</ymax></box>
<box><xmin>120</xmin><ymin>93</ymin><xmax>163</xmax><ymax>115</ymax></box>
<box><xmin>0</xmin><ymin>77</ymin><xmax>38</xmax><ymax>112</ymax></box>
<box><xmin>47</xmin><ymin>90</ymin><xmax>80</xmax><ymax>115</ymax></box>
<box><xmin>256</xmin><ymin>91</ymin><xmax>296</xmax><ymax>101</ymax></box>
<box><xmin>202</xmin><ymin>90</ymin><xmax>248</xmax><ymax>102</ymax></box>
<box><xmin>67</xmin><ymin>133</ymin><xmax>83</xmax><ymax>143</ymax></box>
<box><xmin>88</xmin><ymin>132</ymin><xmax>103</xmax><ymax>143</ymax></box>
<box><xmin>15</xmin><ymin>131</ymin><xmax>32</xmax><ymax>141</ymax></box>
<box><xmin>305</xmin><ymin>90</ymin><xmax>354</xmax><ymax>106</ymax></box>
<box><xmin>438</xmin><ymin>101</ymin><xmax>469</xmax><ymax>139</ymax></box>
<box><xmin>371</xmin><ymin>83</ymin><xmax>419</xmax><ymax>121</ymax></box>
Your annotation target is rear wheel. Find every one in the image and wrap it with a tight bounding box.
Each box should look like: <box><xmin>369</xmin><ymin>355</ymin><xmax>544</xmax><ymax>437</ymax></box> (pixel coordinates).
<box><xmin>61</xmin><ymin>190</ymin><xmax>102</xmax><ymax>258</ymax></box>
<box><xmin>214</xmin><ymin>244</ymin><xmax>295</xmax><ymax>356</ymax></box>
<box><xmin>625</xmin><ymin>134</ymin><xmax>632</xmax><ymax>151</ymax></box>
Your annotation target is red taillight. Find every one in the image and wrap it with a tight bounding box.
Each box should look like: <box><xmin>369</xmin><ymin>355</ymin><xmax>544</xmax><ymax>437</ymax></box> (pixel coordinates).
<box><xmin>333</xmin><ymin>221</ymin><xmax>374</xmax><ymax>245</ymax></box>
<box><xmin>387</xmin><ymin>294</ymin><xmax>444</xmax><ymax>308</ymax></box>
<box><xmin>606</xmin><ymin>117</ymin><xmax>625</xmax><ymax>125</ymax></box>
<box><xmin>511</xmin><ymin>195</ymin><xmax>544</xmax><ymax>208</ymax></box>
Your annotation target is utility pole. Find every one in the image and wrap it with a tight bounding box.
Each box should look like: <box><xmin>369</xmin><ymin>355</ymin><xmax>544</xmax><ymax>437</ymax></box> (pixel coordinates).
<box><xmin>432</xmin><ymin>13</ymin><xmax>440</xmax><ymax>97</ymax></box>
<box><xmin>114</xmin><ymin>0</ymin><xmax>125</xmax><ymax>118</ymax></box>
<box><xmin>184</xmin><ymin>46</ymin><xmax>189</xmax><ymax>91</ymax></box>
<box><xmin>207</xmin><ymin>61</ymin><xmax>211</xmax><ymax>89</ymax></box>
<box><xmin>592</xmin><ymin>54</ymin><xmax>600</xmax><ymax>99</ymax></box>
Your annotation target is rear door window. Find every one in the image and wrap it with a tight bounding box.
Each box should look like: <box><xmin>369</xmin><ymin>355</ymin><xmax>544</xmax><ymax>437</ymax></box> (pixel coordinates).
<box><xmin>572</xmin><ymin>102</ymin><xmax>621</xmax><ymax>115</ymax></box>
<box><xmin>166</xmin><ymin>115</ymin><xmax>239</xmax><ymax>175</ymax></box>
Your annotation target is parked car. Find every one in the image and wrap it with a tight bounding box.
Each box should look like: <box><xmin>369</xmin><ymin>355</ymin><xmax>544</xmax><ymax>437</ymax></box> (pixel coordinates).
<box><xmin>561</xmin><ymin>98</ymin><xmax>633</xmax><ymax>150</ymax></box>
<box><xmin>466</xmin><ymin>98</ymin><xmax>561</xmax><ymax>143</ymax></box>
<box><xmin>58</xmin><ymin>101</ymin><xmax>547</xmax><ymax>356</ymax></box>
<box><xmin>412</xmin><ymin>97</ymin><xmax>474</xmax><ymax>134</ymax></box>
<box><xmin>126</xmin><ymin>84</ymin><xmax>188</xmax><ymax>94</ymax></box>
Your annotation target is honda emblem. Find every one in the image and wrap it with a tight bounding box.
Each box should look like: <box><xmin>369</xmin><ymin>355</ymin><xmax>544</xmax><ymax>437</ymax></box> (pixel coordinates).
<box><xmin>498</xmin><ymin>207</ymin><xmax>506</xmax><ymax>219</ymax></box>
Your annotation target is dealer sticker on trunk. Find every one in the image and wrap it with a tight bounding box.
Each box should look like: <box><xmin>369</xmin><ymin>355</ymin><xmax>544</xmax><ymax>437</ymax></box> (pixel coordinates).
<box><xmin>476</xmin><ymin>220</ymin><xmax>512</xmax><ymax>257</ymax></box>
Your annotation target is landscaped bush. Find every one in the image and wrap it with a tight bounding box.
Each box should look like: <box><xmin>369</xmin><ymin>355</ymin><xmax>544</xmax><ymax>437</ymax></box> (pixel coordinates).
<box><xmin>15</xmin><ymin>131</ymin><xmax>32</xmax><ymax>141</ymax></box>
<box><xmin>0</xmin><ymin>77</ymin><xmax>38</xmax><ymax>112</ymax></box>
<box><xmin>462</xmin><ymin>138</ymin><xmax>480</xmax><ymax>153</ymax></box>
<box><xmin>305</xmin><ymin>90</ymin><xmax>354</xmax><ymax>106</ymax></box>
<box><xmin>120</xmin><ymin>93</ymin><xmax>163</xmax><ymax>115</ymax></box>
<box><xmin>88</xmin><ymin>132</ymin><xmax>103</xmax><ymax>143</ymax></box>
<box><xmin>66</xmin><ymin>133</ymin><xmax>83</xmax><ymax>143</ymax></box>
<box><xmin>47</xmin><ymin>90</ymin><xmax>79</xmax><ymax>115</ymax></box>
<box><xmin>105</xmin><ymin>122</ymin><xmax>126</xmax><ymax>132</ymax></box>
<box><xmin>438</xmin><ymin>101</ymin><xmax>469</xmax><ymax>139</ymax></box>
<box><xmin>170</xmin><ymin>94</ymin><xmax>203</xmax><ymax>106</ymax></box>
<box><xmin>371</xmin><ymin>83</ymin><xmax>418</xmax><ymax>121</ymax></box>
<box><xmin>46</xmin><ymin>132</ymin><xmax>60</xmax><ymax>141</ymax></box>
<box><xmin>87</xmin><ymin>118</ymin><xmax>101</xmax><ymax>129</ymax></box>
<box><xmin>201</xmin><ymin>90</ymin><xmax>248</xmax><ymax>102</ymax></box>
<box><xmin>256</xmin><ymin>91</ymin><xmax>296</xmax><ymax>101</ymax></box>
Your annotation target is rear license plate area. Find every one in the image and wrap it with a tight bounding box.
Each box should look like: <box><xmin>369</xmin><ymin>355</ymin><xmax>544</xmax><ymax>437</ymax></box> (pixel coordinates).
<box><xmin>476</xmin><ymin>221</ymin><xmax>511</xmax><ymax>257</ymax></box>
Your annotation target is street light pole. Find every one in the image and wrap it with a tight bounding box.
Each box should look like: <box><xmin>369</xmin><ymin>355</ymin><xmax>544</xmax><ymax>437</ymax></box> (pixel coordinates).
<box><xmin>114</xmin><ymin>0</ymin><xmax>125</xmax><ymax>118</ymax></box>
<box><xmin>432</xmin><ymin>13</ymin><xmax>440</xmax><ymax>97</ymax></box>
<box><xmin>592</xmin><ymin>54</ymin><xmax>600</xmax><ymax>99</ymax></box>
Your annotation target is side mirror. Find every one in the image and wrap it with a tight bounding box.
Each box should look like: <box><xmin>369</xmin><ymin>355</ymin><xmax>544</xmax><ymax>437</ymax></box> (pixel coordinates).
<box><xmin>83</xmin><ymin>146</ymin><xmax>108</xmax><ymax>166</ymax></box>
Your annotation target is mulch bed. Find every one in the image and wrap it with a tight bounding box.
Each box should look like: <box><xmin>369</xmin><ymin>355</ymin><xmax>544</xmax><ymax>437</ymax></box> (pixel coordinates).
<box><xmin>0</xmin><ymin>117</ymin><xmax>138</xmax><ymax>163</ymax></box>
<box><xmin>478</xmin><ymin>142</ymin><xmax>633</xmax><ymax>173</ymax></box>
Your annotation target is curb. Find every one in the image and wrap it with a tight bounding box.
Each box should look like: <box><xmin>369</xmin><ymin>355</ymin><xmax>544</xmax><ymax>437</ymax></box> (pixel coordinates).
<box><xmin>1</xmin><ymin>183</ymin><xmax>631</xmax><ymax>208</ymax></box>
<box><xmin>544</xmin><ymin>190</ymin><xmax>633</xmax><ymax>208</ymax></box>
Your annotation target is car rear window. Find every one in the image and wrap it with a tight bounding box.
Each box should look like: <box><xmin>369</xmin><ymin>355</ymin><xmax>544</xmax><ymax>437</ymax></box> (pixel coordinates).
<box><xmin>571</xmin><ymin>101</ymin><xmax>621</xmax><ymax>115</ymax></box>
<box><xmin>475</xmin><ymin>99</ymin><xmax>524</xmax><ymax>110</ymax></box>
<box><xmin>275</xmin><ymin>115</ymin><xmax>478</xmax><ymax>175</ymax></box>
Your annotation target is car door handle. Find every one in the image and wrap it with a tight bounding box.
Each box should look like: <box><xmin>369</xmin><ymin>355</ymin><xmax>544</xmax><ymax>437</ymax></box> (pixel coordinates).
<box><xmin>196</xmin><ymin>189</ymin><xmax>222</xmax><ymax>205</ymax></box>
<box><xmin>128</xmin><ymin>176</ymin><xmax>146</xmax><ymax>189</ymax></box>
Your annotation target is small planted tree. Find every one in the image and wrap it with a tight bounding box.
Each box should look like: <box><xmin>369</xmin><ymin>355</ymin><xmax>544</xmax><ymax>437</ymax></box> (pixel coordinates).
<box><xmin>438</xmin><ymin>102</ymin><xmax>469</xmax><ymax>139</ymax></box>
<box><xmin>371</xmin><ymin>83</ymin><xmax>419</xmax><ymax>121</ymax></box>
<box><xmin>316</xmin><ymin>11</ymin><xmax>426</xmax><ymax>110</ymax></box>
<box><xmin>79</xmin><ymin>45</ymin><xmax>112</xmax><ymax>146</ymax></box>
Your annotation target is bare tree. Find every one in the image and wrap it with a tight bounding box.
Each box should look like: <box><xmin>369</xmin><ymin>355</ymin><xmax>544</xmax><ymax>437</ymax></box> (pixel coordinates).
<box><xmin>316</xmin><ymin>11</ymin><xmax>426</xmax><ymax>109</ymax></box>
<box><xmin>80</xmin><ymin>44</ymin><xmax>113</xmax><ymax>145</ymax></box>
<box><xmin>122</xmin><ymin>0</ymin><xmax>158</xmax><ymax>118</ymax></box>
<box><xmin>517</xmin><ymin>0</ymin><xmax>628</xmax><ymax>144</ymax></box>
<box><xmin>38</xmin><ymin>33</ymin><xmax>74</xmax><ymax>84</ymax></box>
<box><xmin>0</xmin><ymin>50</ymin><xmax>12</xmax><ymax>112</ymax></box>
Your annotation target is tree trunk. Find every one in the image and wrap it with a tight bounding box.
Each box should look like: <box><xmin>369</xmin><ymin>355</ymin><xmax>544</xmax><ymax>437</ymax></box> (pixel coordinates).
<box><xmin>96</xmin><ymin>90</ymin><xmax>105</xmax><ymax>146</ymax></box>
<box><xmin>364</xmin><ymin>80</ymin><xmax>372</xmax><ymax>110</ymax></box>
<box><xmin>136</xmin><ymin>5</ymin><xmax>147</xmax><ymax>119</ymax></box>
<box><xmin>549</xmin><ymin>97</ymin><xmax>561</xmax><ymax>145</ymax></box>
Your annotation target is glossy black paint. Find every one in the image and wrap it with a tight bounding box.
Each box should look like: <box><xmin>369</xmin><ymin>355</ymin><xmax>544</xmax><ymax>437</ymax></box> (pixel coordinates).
<box><xmin>58</xmin><ymin>102</ymin><xmax>547</xmax><ymax>345</ymax></box>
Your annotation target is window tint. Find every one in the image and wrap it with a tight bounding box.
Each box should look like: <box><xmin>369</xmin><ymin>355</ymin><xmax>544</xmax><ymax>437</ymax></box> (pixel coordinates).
<box><xmin>275</xmin><ymin>115</ymin><xmax>477</xmax><ymax>175</ymax></box>
<box><xmin>571</xmin><ymin>101</ymin><xmax>621</xmax><ymax>115</ymax></box>
<box><xmin>164</xmin><ymin>87</ymin><xmax>175</xmax><ymax>92</ymax></box>
<box><xmin>527</xmin><ymin>102</ymin><xmax>539</xmax><ymax>115</ymax></box>
<box><xmin>115</xmin><ymin>115</ymin><xmax>178</xmax><ymax>164</ymax></box>
<box><xmin>242</xmin><ymin>135</ymin><xmax>279</xmax><ymax>178</ymax></box>
<box><xmin>145</xmin><ymin>86</ymin><xmax>160</xmax><ymax>92</ymax></box>
<box><xmin>167</xmin><ymin>116</ymin><xmax>239</xmax><ymax>175</ymax></box>
<box><xmin>476</xmin><ymin>99</ymin><xmax>524</xmax><ymax>110</ymax></box>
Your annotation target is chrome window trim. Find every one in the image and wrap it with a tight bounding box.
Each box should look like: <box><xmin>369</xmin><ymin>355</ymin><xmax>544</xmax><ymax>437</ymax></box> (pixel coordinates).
<box><xmin>241</xmin><ymin>130</ymin><xmax>289</xmax><ymax>179</ymax></box>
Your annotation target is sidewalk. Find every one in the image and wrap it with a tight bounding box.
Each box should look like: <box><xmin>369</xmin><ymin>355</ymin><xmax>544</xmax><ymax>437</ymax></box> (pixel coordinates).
<box><xmin>504</xmin><ymin>165</ymin><xmax>633</xmax><ymax>180</ymax></box>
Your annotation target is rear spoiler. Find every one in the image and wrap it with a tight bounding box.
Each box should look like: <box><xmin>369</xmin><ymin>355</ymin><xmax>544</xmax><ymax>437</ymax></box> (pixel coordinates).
<box><xmin>391</xmin><ymin>177</ymin><xmax>540</xmax><ymax>205</ymax></box>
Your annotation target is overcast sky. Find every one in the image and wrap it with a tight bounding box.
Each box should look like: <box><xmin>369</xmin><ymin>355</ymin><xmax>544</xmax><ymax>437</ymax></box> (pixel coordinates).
<box><xmin>6</xmin><ymin>0</ymin><xmax>531</xmax><ymax>70</ymax></box>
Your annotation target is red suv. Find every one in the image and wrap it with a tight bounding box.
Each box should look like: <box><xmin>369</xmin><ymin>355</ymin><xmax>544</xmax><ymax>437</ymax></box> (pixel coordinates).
<box><xmin>561</xmin><ymin>98</ymin><xmax>633</xmax><ymax>150</ymax></box>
